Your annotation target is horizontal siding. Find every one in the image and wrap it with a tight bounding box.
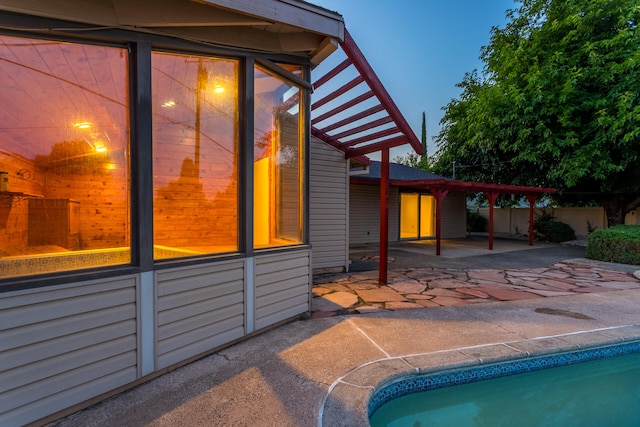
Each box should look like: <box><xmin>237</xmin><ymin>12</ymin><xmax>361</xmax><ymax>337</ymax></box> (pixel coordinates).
<box><xmin>389</xmin><ymin>188</ymin><xmax>400</xmax><ymax>240</ymax></box>
<box><xmin>309</xmin><ymin>137</ymin><xmax>349</xmax><ymax>271</ymax></box>
<box><xmin>254</xmin><ymin>250</ymin><xmax>310</xmax><ymax>330</ymax></box>
<box><xmin>350</xmin><ymin>185</ymin><xmax>399</xmax><ymax>244</ymax></box>
<box><xmin>441</xmin><ymin>192</ymin><xmax>467</xmax><ymax>238</ymax></box>
<box><xmin>155</xmin><ymin>260</ymin><xmax>245</xmax><ymax>370</ymax></box>
<box><xmin>349</xmin><ymin>184</ymin><xmax>376</xmax><ymax>244</ymax></box>
<box><xmin>0</xmin><ymin>276</ymin><xmax>138</xmax><ymax>427</ymax></box>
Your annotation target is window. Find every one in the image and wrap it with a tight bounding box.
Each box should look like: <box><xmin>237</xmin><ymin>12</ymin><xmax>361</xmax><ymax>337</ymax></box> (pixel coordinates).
<box><xmin>420</xmin><ymin>194</ymin><xmax>436</xmax><ymax>238</ymax></box>
<box><xmin>0</xmin><ymin>35</ymin><xmax>130</xmax><ymax>278</ymax></box>
<box><xmin>152</xmin><ymin>53</ymin><xmax>239</xmax><ymax>259</ymax></box>
<box><xmin>400</xmin><ymin>193</ymin><xmax>419</xmax><ymax>239</ymax></box>
<box><xmin>253</xmin><ymin>66</ymin><xmax>304</xmax><ymax>248</ymax></box>
<box><xmin>400</xmin><ymin>193</ymin><xmax>435</xmax><ymax>239</ymax></box>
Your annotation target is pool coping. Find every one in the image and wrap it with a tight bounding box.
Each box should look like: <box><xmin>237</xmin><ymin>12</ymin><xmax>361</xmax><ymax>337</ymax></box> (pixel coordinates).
<box><xmin>318</xmin><ymin>324</ymin><xmax>640</xmax><ymax>426</ymax></box>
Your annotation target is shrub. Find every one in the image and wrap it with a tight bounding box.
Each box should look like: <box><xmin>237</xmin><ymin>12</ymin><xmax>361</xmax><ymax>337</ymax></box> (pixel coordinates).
<box><xmin>534</xmin><ymin>219</ymin><xmax>576</xmax><ymax>243</ymax></box>
<box><xmin>467</xmin><ymin>210</ymin><xmax>488</xmax><ymax>232</ymax></box>
<box><xmin>586</xmin><ymin>225</ymin><xmax>640</xmax><ymax>265</ymax></box>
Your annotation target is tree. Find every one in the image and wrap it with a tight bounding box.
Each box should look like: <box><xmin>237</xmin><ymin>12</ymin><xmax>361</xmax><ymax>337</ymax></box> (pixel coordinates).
<box><xmin>394</xmin><ymin>111</ymin><xmax>431</xmax><ymax>170</ymax></box>
<box><xmin>433</xmin><ymin>0</ymin><xmax>640</xmax><ymax>226</ymax></box>
<box><xmin>421</xmin><ymin>111</ymin><xmax>428</xmax><ymax>164</ymax></box>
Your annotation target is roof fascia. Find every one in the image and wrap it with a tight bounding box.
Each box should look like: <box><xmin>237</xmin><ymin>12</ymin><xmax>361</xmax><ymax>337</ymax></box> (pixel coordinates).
<box><xmin>201</xmin><ymin>0</ymin><xmax>345</xmax><ymax>39</ymax></box>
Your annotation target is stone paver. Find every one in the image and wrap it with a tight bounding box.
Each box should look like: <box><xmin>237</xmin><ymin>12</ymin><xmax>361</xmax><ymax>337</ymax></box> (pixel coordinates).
<box><xmin>355</xmin><ymin>287</ymin><xmax>406</xmax><ymax>303</ymax></box>
<box><xmin>312</xmin><ymin>262</ymin><xmax>640</xmax><ymax>316</ymax></box>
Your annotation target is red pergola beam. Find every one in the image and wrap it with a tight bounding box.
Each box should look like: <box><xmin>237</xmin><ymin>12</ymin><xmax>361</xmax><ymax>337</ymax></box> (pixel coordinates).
<box><xmin>379</xmin><ymin>148</ymin><xmax>390</xmax><ymax>285</ymax></box>
<box><xmin>341</xmin><ymin>126</ymin><xmax>400</xmax><ymax>148</ymax></box>
<box><xmin>430</xmin><ymin>188</ymin><xmax>449</xmax><ymax>256</ymax></box>
<box><xmin>484</xmin><ymin>191</ymin><xmax>500</xmax><ymax>250</ymax></box>
<box><xmin>316</xmin><ymin>104</ymin><xmax>385</xmax><ymax>133</ymax></box>
<box><xmin>313</xmin><ymin>58</ymin><xmax>351</xmax><ymax>90</ymax></box>
<box><xmin>340</xmin><ymin>29</ymin><xmax>423</xmax><ymax>156</ymax></box>
<box><xmin>345</xmin><ymin>135</ymin><xmax>408</xmax><ymax>158</ymax></box>
<box><xmin>311</xmin><ymin>90</ymin><xmax>375</xmax><ymax>125</ymax></box>
<box><xmin>311</xmin><ymin>75</ymin><xmax>364</xmax><ymax>110</ymax></box>
<box><xmin>330</xmin><ymin>116</ymin><xmax>393</xmax><ymax>140</ymax></box>
<box><xmin>526</xmin><ymin>193</ymin><xmax>538</xmax><ymax>246</ymax></box>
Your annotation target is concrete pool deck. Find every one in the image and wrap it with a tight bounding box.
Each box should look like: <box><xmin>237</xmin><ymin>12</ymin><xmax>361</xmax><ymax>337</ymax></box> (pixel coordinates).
<box><xmin>48</xmin><ymin>240</ymin><xmax>640</xmax><ymax>427</ymax></box>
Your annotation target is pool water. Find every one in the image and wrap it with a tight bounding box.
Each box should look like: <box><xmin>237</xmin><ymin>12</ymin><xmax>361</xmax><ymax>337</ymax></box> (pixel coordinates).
<box><xmin>370</xmin><ymin>351</ymin><xmax>640</xmax><ymax>427</ymax></box>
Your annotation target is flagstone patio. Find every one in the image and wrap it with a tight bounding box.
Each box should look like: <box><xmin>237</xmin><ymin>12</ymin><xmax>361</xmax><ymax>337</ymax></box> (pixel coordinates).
<box><xmin>311</xmin><ymin>261</ymin><xmax>640</xmax><ymax>318</ymax></box>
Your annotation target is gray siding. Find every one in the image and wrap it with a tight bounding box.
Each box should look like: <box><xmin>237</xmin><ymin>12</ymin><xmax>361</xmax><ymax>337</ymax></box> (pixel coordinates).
<box><xmin>0</xmin><ymin>276</ymin><xmax>138</xmax><ymax>426</ymax></box>
<box><xmin>309</xmin><ymin>137</ymin><xmax>349</xmax><ymax>271</ymax></box>
<box><xmin>441</xmin><ymin>192</ymin><xmax>467</xmax><ymax>238</ymax></box>
<box><xmin>155</xmin><ymin>260</ymin><xmax>245</xmax><ymax>370</ymax></box>
<box><xmin>255</xmin><ymin>250</ymin><xmax>310</xmax><ymax>330</ymax></box>
<box><xmin>350</xmin><ymin>184</ymin><xmax>399</xmax><ymax>244</ymax></box>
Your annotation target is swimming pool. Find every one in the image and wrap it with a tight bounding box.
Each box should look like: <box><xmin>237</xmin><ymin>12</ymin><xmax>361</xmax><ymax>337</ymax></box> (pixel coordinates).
<box><xmin>369</xmin><ymin>342</ymin><xmax>640</xmax><ymax>426</ymax></box>
<box><xmin>318</xmin><ymin>326</ymin><xmax>640</xmax><ymax>426</ymax></box>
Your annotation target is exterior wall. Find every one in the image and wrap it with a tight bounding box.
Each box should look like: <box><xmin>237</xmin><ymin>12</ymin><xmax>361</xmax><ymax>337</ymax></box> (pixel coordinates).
<box><xmin>0</xmin><ymin>3</ymin><xmax>336</xmax><ymax>424</ymax></box>
<box><xmin>0</xmin><ymin>276</ymin><xmax>139</xmax><ymax>426</ymax></box>
<box><xmin>309</xmin><ymin>137</ymin><xmax>349</xmax><ymax>271</ymax></box>
<box><xmin>477</xmin><ymin>207</ymin><xmax>608</xmax><ymax>236</ymax></box>
<box><xmin>155</xmin><ymin>260</ymin><xmax>246</xmax><ymax>370</ymax></box>
<box><xmin>349</xmin><ymin>184</ymin><xmax>399</xmax><ymax>244</ymax></box>
<box><xmin>0</xmin><ymin>249</ymin><xmax>312</xmax><ymax>425</ymax></box>
<box><xmin>440</xmin><ymin>192</ymin><xmax>467</xmax><ymax>238</ymax></box>
<box><xmin>350</xmin><ymin>186</ymin><xmax>467</xmax><ymax>244</ymax></box>
<box><xmin>254</xmin><ymin>250</ymin><xmax>310</xmax><ymax>330</ymax></box>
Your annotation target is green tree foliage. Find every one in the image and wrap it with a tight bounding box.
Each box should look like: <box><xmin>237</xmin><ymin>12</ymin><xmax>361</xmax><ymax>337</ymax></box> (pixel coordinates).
<box><xmin>433</xmin><ymin>0</ymin><xmax>640</xmax><ymax>225</ymax></box>
<box><xmin>394</xmin><ymin>111</ymin><xmax>431</xmax><ymax>170</ymax></box>
<box><xmin>421</xmin><ymin>111</ymin><xmax>428</xmax><ymax>163</ymax></box>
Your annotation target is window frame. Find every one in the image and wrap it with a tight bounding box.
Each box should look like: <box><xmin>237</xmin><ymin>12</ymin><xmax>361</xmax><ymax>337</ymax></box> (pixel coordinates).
<box><xmin>0</xmin><ymin>12</ymin><xmax>312</xmax><ymax>291</ymax></box>
<box><xmin>252</xmin><ymin>63</ymin><xmax>309</xmax><ymax>250</ymax></box>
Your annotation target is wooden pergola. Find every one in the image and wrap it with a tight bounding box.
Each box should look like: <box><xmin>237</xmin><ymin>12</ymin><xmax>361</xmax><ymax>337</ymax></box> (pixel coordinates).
<box><xmin>311</xmin><ymin>29</ymin><xmax>555</xmax><ymax>285</ymax></box>
<box><xmin>311</xmin><ymin>28</ymin><xmax>423</xmax><ymax>284</ymax></box>
<box><xmin>390</xmin><ymin>179</ymin><xmax>556</xmax><ymax>250</ymax></box>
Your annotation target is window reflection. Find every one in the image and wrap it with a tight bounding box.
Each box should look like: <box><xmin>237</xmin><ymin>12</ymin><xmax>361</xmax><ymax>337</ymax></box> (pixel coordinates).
<box><xmin>254</xmin><ymin>66</ymin><xmax>303</xmax><ymax>248</ymax></box>
<box><xmin>152</xmin><ymin>53</ymin><xmax>239</xmax><ymax>259</ymax></box>
<box><xmin>0</xmin><ymin>35</ymin><xmax>130</xmax><ymax>278</ymax></box>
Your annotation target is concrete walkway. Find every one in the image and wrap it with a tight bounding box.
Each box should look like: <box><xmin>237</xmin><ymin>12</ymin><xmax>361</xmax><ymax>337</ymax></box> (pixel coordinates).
<box><xmin>48</xmin><ymin>240</ymin><xmax>640</xmax><ymax>427</ymax></box>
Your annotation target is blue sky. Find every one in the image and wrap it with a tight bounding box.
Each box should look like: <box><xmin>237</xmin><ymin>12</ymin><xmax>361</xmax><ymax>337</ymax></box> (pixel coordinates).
<box><xmin>311</xmin><ymin>0</ymin><xmax>517</xmax><ymax>160</ymax></box>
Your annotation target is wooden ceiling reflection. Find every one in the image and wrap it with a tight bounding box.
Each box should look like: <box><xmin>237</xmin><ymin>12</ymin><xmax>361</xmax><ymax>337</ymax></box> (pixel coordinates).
<box><xmin>0</xmin><ymin>36</ymin><xmax>128</xmax><ymax>160</ymax></box>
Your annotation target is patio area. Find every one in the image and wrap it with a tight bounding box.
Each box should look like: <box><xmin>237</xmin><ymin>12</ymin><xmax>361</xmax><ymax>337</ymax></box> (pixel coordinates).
<box><xmin>48</xmin><ymin>239</ymin><xmax>640</xmax><ymax>427</ymax></box>
<box><xmin>312</xmin><ymin>237</ymin><xmax>640</xmax><ymax>318</ymax></box>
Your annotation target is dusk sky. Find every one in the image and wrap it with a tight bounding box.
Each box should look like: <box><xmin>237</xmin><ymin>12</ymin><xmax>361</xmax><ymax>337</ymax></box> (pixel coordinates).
<box><xmin>311</xmin><ymin>0</ymin><xmax>517</xmax><ymax>160</ymax></box>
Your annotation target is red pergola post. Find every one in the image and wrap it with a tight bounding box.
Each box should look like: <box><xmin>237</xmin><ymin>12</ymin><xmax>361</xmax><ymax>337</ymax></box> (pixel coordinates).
<box><xmin>484</xmin><ymin>192</ymin><xmax>500</xmax><ymax>250</ymax></box>
<box><xmin>526</xmin><ymin>194</ymin><xmax>538</xmax><ymax>246</ymax></box>
<box><xmin>379</xmin><ymin>148</ymin><xmax>390</xmax><ymax>285</ymax></box>
<box><xmin>430</xmin><ymin>188</ymin><xmax>449</xmax><ymax>256</ymax></box>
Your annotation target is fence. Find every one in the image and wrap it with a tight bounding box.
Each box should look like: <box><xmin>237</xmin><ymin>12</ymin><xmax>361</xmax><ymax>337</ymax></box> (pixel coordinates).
<box><xmin>476</xmin><ymin>207</ymin><xmax>640</xmax><ymax>237</ymax></box>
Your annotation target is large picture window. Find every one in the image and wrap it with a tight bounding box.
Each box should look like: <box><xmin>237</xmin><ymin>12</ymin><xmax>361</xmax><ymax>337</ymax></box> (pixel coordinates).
<box><xmin>0</xmin><ymin>35</ymin><xmax>130</xmax><ymax>278</ymax></box>
<box><xmin>253</xmin><ymin>66</ymin><xmax>304</xmax><ymax>248</ymax></box>
<box><xmin>152</xmin><ymin>53</ymin><xmax>239</xmax><ymax>259</ymax></box>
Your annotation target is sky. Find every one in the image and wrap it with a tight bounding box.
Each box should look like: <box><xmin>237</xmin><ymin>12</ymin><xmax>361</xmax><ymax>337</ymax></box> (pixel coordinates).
<box><xmin>310</xmin><ymin>0</ymin><xmax>517</xmax><ymax>160</ymax></box>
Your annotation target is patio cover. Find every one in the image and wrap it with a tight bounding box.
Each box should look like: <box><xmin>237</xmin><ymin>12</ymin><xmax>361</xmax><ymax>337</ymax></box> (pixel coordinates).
<box><xmin>310</xmin><ymin>28</ymin><xmax>424</xmax><ymax>284</ymax></box>
<box><xmin>352</xmin><ymin>161</ymin><xmax>556</xmax><ymax>257</ymax></box>
<box><xmin>310</xmin><ymin>28</ymin><xmax>423</xmax><ymax>160</ymax></box>
<box><xmin>311</xmin><ymin>30</ymin><xmax>555</xmax><ymax>284</ymax></box>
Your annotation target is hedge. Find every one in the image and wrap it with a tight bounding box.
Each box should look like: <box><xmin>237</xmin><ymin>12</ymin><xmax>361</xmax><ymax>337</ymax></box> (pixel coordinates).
<box><xmin>586</xmin><ymin>225</ymin><xmax>640</xmax><ymax>265</ymax></box>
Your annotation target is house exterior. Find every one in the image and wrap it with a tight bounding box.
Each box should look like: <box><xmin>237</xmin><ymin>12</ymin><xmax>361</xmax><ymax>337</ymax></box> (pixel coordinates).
<box><xmin>0</xmin><ymin>1</ymin><xmax>346</xmax><ymax>425</ymax></box>
<box><xmin>309</xmin><ymin>155</ymin><xmax>468</xmax><ymax>274</ymax></box>
<box><xmin>349</xmin><ymin>161</ymin><xmax>467</xmax><ymax>245</ymax></box>
<box><xmin>309</xmin><ymin>136</ymin><xmax>350</xmax><ymax>272</ymax></box>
